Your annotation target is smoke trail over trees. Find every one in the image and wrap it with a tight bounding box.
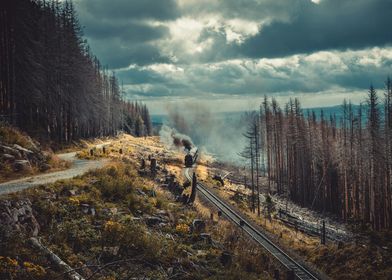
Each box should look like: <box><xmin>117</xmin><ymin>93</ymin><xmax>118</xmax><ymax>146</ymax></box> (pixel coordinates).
<box><xmin>159</xmin><ymin>125</ymin><xmax>194</xmax><ymax>151</ymax></box>
<box><xmin>162</xmin><ymin>102</ymin><xmax>249</xmax><ymax>163</ymax></box>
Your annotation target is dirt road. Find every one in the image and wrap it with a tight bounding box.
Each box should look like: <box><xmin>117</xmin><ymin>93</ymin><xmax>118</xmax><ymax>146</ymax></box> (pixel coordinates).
<box><xmin>0</xmin><ymin>152</ymin><xmax>108</xmax><ymax>195</ymax></box>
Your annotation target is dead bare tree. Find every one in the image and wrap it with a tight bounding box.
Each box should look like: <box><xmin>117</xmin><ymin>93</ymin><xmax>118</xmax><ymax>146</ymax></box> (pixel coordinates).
<box><xmin>248</xmin><ymin>84</ymin><xmax>392</xmax><ymax>230</ymax></box>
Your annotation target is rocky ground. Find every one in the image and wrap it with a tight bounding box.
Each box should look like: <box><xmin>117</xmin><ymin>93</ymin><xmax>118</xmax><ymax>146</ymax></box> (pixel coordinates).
<box><xmin>0</xmin><ymin>124</ymin><xmax>70</xmax><ymax>182</ymax></box>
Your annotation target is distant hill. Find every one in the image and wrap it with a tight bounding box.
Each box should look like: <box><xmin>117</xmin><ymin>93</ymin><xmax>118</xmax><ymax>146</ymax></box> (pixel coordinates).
<box><xmin>303</xmin><ymin>104</ymin><xmax>363</xmax><ymax>120</ymax></box>
<box><xmin>151</xmin><ymin>104</ymin><xmax>366</xmax><ymax>126</ymax></box>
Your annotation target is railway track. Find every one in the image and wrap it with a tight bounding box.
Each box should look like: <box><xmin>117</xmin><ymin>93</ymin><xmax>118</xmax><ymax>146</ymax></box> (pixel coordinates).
<box><xmin>185</xmin><ymin>168</ymin><xmax>319</xmax><ymax>280</ymax></box>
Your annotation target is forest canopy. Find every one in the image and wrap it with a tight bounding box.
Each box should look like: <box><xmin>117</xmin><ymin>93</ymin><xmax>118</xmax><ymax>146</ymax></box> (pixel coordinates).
<box><xmin>0</xmin><ymin>0</ymin><xmax>152</xmax><ymax>143</ymax></box>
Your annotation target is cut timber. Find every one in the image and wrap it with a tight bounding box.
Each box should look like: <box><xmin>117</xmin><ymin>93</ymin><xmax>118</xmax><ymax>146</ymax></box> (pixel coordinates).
<box><xmin>29</xmin><ymin>237</ymin><xmax>85</xmax><ymax>280</ymax></box>
<box><xmin>212</xmin><ymin>174</ymin><xmax>224</xmax><ymax>186</ymax></box>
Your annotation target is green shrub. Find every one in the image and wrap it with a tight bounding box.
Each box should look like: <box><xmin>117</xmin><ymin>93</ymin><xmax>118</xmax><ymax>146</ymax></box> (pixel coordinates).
<box><xmin>98</xmin><ymin>175</ymin><xmax>132</xmax><ymax>201</ymax></box>
<box><xmin>55</xmin><ymin>217</ymin><xmax>99</xmax><ymax>253</ymax></box>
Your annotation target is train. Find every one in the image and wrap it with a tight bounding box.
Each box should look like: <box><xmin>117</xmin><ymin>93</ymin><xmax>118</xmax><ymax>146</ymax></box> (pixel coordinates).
<box><xmin>184</xmin><ymin>148</ymin><xmax>198</xmax><ymax>167</ymax></box>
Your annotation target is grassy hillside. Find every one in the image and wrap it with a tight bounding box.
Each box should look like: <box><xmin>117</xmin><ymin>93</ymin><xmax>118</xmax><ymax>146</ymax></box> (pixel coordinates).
<box><xmin>0</xmin><ymin>133</ymin><xmax>282</xmax><ymax>279</ymax></box>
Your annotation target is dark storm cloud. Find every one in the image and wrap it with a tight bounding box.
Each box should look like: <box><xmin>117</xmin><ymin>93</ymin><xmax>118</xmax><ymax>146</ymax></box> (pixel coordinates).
<box><xmin>239</xmin><ymin>0</ymin><xmax>392</xmax><ymax>58</ymax></box>
<box><xmin>88</xmin><ymin>38</ymin><xmax>172</xmax><ymax>68</ymax></box>
<box><xmin>217</xmin><ymin>0</ymin><xmax>298</xmax><ymax>20</ymax></box>
<box><xmin>116</xmin><ymin>67</ymin><xmax>167</xmax><ymax>84</ymax></box>
<box><xmin>180</xmin><ymin>0</ymin><xmax>302</xmax><ymax>22</ymax></box>
<box><xmin>77</xmin><ymin>0</ymin><xmax>179</xmax><ymax>21</ymax></box>
<box><xmin>83</xmin><ymin>20</ymin><xmax>169</xmax><ymax>43</ymax></box>
<box><xmin>75</xmin><ymin>0</ymin><xmax>179</xmax><ymax>67</ymax></box>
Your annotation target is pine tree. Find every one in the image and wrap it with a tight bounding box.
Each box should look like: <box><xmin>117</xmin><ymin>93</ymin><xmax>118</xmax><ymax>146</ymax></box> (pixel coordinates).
<box><xmin>0</xmin><ymin>0</ymin><xmax>153</xmax><ymax>142</ymax></box>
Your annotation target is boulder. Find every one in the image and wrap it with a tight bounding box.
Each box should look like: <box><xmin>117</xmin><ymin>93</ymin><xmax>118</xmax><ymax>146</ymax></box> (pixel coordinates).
<box><xmin>167</xmin><ymin>267</ymin><xmax>174</xmax><ymax>277</ymax></box>
<box><xmin>13</xmin><ymin>144</ymin><xmax>33</xmax><ymax>155</ymax></box>
<box><xmin>200</xmin><ymin>233</ymin><xmax>212</xmax><ymax>244</ymax></box>
<box><xmin>138</xmin><ymin>169</ymin><xmax>149</xmax><ymax>176</ymax></box>
<box><xmin>13</xmin><ymin>160</ymin><xmax>32</xmax><ymax>171</ymax></box>
<box><xmin>145</xmin><ymin>215</ymin><xmax>166</xmax><ymax>226</ymax></box>
<box><xmin>136</xmin><ymin>189</ymin><xmax>147</xmax><ymax>197</ymax></box>
<box><xmin>11</xmin><ymin>208</ymin><xmax>20</xmax><ymax>222</ymax></box>
<box><xmin>39</xmin><ymin>163</ymin><xmax>51</xmax><ymax>171</ymax></box>
<box><xmin>192</xmin><ymin>219</ymin><xmax>206</xmax><ymax>233</ymax></box>
<box><xmin>103</xmin><ymin>246</ymin><xmax>120</xmax><ymax>256</ymax></box>
<box><xmin>156</xmin><ymin>209</ymin><xmax>169</xmax><ymax>217</ymax></box>
<box><xmin>27</xmin><ymin>215</ymin><xmax>40</xmax><ymax>237</ymax></box>
<box><xmin>80</xmin><ymin>204</ymin><xmax>96</xmax><ymax>216</ymax></box>
<box><xmin>68</xmin><ymin>189</ymin><xmax>77</xmax><ymax>196</ymax></box>
<box><xmin>81</xmin><ymin>204</ymin><xmax>90</xmax><ymax>214</ymax></box>
<box><xmin>0</xmin><ymin>198</ymin><xmax>40</xmax><ymax>238</ymax></box>
<box><xmin>25</xmin><ymin>136</ymin><xmax>40</xmax><ymax>152</ymax></box>
<box><xmin>219</xmin><ymin>251</ymin><xmax>232</xmax><ymax>266</ymax></box>
<box><xmin>1</xmin><ymin>153</ymin><xmax>15</xmax><ymax>161</ymax></box>
<box><xmin>1</xmin><ymin>212</ymin><xmax>13</xmax><ymax>225</ymax></box>
<box><xmin>0</xmin><ymin>200</ymin><xmax>12</xmax><ymax>215</ymax></box>
<box><xmin>0</xmin><ymin>145</ymin><xmax>21</xmax><ymax>158</ymax></box>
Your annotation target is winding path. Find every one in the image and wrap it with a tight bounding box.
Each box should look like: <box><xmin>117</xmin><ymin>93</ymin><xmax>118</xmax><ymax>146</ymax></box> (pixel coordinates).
<box><xmin>0</xmin><ymin>152</ymin><xmax>108</xmax><ymax>195</ymax></box>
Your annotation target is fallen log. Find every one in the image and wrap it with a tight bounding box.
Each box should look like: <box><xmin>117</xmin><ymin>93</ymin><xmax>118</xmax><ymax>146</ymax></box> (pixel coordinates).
<box><xmin>29</xmin><ymin>237</ymin><xmax>85</xmax><ymax>280</ymax></box>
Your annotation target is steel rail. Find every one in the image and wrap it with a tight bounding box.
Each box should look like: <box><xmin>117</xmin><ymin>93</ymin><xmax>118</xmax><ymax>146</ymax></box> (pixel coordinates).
<box><xmin>185</xmin><ymin>168</ymin><xmax>319</xmax><ymax>280</ymax></box>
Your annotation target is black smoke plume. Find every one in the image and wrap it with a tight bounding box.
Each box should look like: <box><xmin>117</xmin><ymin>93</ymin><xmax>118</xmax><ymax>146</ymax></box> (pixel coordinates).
<box><xmin>160</xmin><ymin>125</ymin><xmax>194</xmax><ymax>151</ymax></box>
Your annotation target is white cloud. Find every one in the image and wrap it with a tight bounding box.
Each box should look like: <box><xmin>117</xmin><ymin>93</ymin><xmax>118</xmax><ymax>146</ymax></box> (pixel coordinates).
<box><xmin>147</xmin><ymin>63</ymin><xmax>184</xmax><ymax>74</ymax></box>
<box><xmin>121</xmin><ymin>46</ymin><xmax>392</xmax><ymax>114</ymax></box>
<box><xmin>224</xmin><ymin>19</ymin><xmax>260</xmax><ymax>44</ymax></box>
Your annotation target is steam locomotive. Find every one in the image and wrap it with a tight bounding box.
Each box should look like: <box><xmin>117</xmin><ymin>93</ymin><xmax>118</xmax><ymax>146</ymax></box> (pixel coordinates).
<box><xmin>184</xmin><ymin>148</ymin><xmax>198</xmax><ymax>168</ymax></box>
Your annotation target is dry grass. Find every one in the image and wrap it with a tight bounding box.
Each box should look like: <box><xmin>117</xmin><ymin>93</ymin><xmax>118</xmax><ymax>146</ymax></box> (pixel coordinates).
<box><xmin>47</xmin><ymin>154</ymin><xmax>71</xmax><ymax>170</ymax></box>
<box><xmin>196</xmin><ymin>163</ymin><xmax>209</xmax><ymax>180</ymax></box>
<box><xmin>76</xmin><ymin>134</ymin><xmax>191</xmax><ymax>186</ymax></box>
<box><xmin>0</xmin><ymin>124</ymin><xmax>71</xmax><ymax>182</ymax></box>
<box><xmin>0</xmin><ymin>123</ymin><xmax>35</xmax><ymax>149</ymax></box>
<box><xmin>203</xmin><ymin>177</ymin><xmax>321</xmax><ymax>245</ymax></box>
<box><xmin>0</xmin><ymin>165</ymin><xmax>36</xmax><ymax>182</ymax></box>
<box><xmin>193</xmin><ymin>198</ymin><xmax>278</xmax><ymax>279</ymax></box>
<box><xmin>199</xmin><ymin>169</ymin><xmax>392</xmax><ymax>280</ymax></box>
<box><xmin>1</xmin><ymin>159</ymin><xmax>276</xmax><ymax>279</ymax></box>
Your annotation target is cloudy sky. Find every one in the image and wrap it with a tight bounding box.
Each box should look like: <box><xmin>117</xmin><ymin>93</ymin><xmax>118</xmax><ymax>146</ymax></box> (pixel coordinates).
<box><xmin>74</xmin><ymin>0</ymin><xmax>392</xmax><ymax>114</ymax></box>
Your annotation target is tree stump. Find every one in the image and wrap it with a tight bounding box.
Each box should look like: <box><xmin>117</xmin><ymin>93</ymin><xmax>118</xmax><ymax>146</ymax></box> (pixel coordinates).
<box><xmin>150</xmin><ymin>158</ymin><xmax>157</xmax><ymax>174</ymax></box>
<box><xmin>188</xmin><ymin>172</ymin><xmax>197</xmax><ymax>203</ymax></box>
<box><xmin>141</xmin><ymin>158</ymin><xmax>146</xmax><ymax>169</ymax></box>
